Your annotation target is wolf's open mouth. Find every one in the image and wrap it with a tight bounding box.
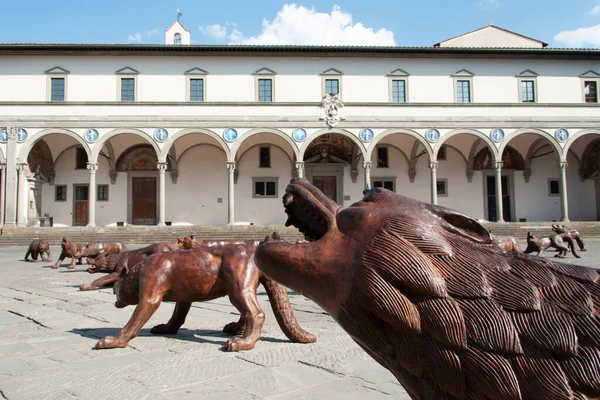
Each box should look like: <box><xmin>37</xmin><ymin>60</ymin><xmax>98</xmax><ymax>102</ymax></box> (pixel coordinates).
<box><xmin>282</xmin><ymin>179</ymin><xmax>338</xmax><ymax>242</ymax></box>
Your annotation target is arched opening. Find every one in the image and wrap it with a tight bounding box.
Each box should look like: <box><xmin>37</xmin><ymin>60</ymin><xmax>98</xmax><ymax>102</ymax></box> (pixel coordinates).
<box><xmin>27</xmin><ymin>139</ymin><xmax>54</xmax><ymax>226</ymax></box>
<box><xmin>174</xmin><ymin>33</ymin><xmax>182</xmax><ymax>45</ymax></box>
<box><xmin>574</xmin><ymin>137</ymin><xmax>600</xmax><ymax>220</ymax></box>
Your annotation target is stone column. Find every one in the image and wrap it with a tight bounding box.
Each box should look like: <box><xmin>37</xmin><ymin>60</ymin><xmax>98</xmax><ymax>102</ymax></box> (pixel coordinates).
<box><xmin>16</xmin><ymin>163</ymin><xmax>28</xmax><ymax>227</ymax></box>
<box><xmin>227</xmin><ymin>162</ymin><xmax>236</xmax><ymax>224</ymax></box>
<box><xmin>558</xmin><ymin>160</ymin><xmax>570</xmax><ymax>222</ymax></box>
<box><xmin>429</xmin><ymin>161</ymin><xmax>439</xmax><ymax>205</ymax></box>
<box><xmin>3</xmin><ymin>127</ymin><xmax>18</xmax><ymax>226</ymax></box>
<box><xmin>0</xmin><ymin>164</ymin><xmax>5</xmax><ymax>226</ymax></box>
<box><xmin>86</xmin><ymin>162</ymin><xmax>98</xmax><ymax>227</ymax></box>
<box><xmin>295</xmin><ymin>161</ymin><xmax>305</xmax><ymax>179</ymax></box>
<box><xmin>363</xmin><ymin>161</ymin><xmax>372</xmax><ymax>191</ymax></box>
<box><xmin>494</xmin><ymin>161</ymin><xmax>505</xmax><ymax>223</ymax></box>
<box><xmin>157</xmin><ymin>162</ymin><xmax>168</xmax><ymax>226</ymax></box>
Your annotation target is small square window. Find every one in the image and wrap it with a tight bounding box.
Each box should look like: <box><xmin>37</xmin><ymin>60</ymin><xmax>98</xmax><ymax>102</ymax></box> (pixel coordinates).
<box><xmin>121</xmin><ymin>78</ymin><xmax>135</xmax><ymax>101</ymax></box>
<box><xmin>259</xmin><ymin>147</ymin><xmax>271</xmax><ymax>168</ymax></box>
<box><xmin>97</xmin><ymin>185</ymin><xmax>109</xmax><ymax>201</ymax></box>
<box><xmin>548</xmin><ymin>179</ymin><xmax>560</xmax><ymax>196</ymax></box>
<box><xmin>51</xmin><ymin>78</ymin><xmax>65</xmax><ymax>101</ymax></box>
<box><xmin>253</xmin><ymin>178</ymin><xmax>278</xmax><ymax>198</ymax></box>
<box><xmin>258</xmin><ymin>79</ymin><xmax>272</xmax><ymax>102</ymax></box>
<box><xmin>190</xmin><ymin>78</ymin><xmax>204</xmax><ymax>102</ymax></box>
<box><xmin>372</xmin><ymin>179</ymin><xmax>395</xmax><ymax>192</ymax></box>
<box><xmin>377</xmin><ymin>147</ymin><xmax>389</xmax><ymax>168</ymax></box>
<box><xmin>325</xmin><ymin>79</ymin><xmax>339</xmax><ymax>95</ymax></box>
<box><xmin>75</xmin><ymin>147</ymin><xmax>88</xmax><ymax>169</ymax></box>
<box><xmin>436</xmin><ymin>179</ymin><xmax>448</xmax><ymax>197</ymax></box>
<box><xmin>55</xmin><ymin>185</ymin><xmax>67</xmax><ymax>201</ymax></box>
<box><xmin>584</xmin><ymin>81</ymin><xmax>598</xmax><ymax>103</ymax></box>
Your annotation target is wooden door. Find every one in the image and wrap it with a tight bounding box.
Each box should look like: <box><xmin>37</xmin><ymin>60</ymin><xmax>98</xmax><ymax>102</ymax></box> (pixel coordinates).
<box><xmin>73</xmin><ymin>185</ymin><xmax>89</xmax><ymax>226</ymax></box>
<box><xmin>312</xmin><ymin>176</ymin><xmax>337</xmax><ymax>203</ymax></box>
<box><xmin>132</xmin><ymin>177</ymin><xmax>157</xmax><ymax>225</ymax></box>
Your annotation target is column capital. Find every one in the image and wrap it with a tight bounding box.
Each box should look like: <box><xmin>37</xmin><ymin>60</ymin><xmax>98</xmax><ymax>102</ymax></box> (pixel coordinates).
<box><xmin>6</xmin><ymin>127</ymin><xmax>17</xmax><ymax>140</ymax></box>
<box><xmin>86</xmin><ymin>162</ymin><xmax>98</xmax><ymax>173</ymax></box>
<box><xmin>363</xmin><ymin>161</ymin><xmax>372</xmax><ymax>170</ymax></box>
<box><xmin>157</xmin><ymin>162</ymin><xmax>168</xmax><ymax>172</ymax></box>
<box><xmin>227</xmin><ymin>162</ymin><xmax>236</xmax><ymax>172</ymax></box>
<box><xmin>493</xmin><ymin>161</ymin><xmax>504</xmax><ymax>170</ymax></box>
<box><xmin>429</xmin><ymin>161</ymin><xmax>439</xmax><ymax>170</ymax></box>
<box><xmin>0</xmin><ymin>163</ymin><xmax>5</xmax><ymax>171</ymax></box>
<box><xmin>295</xmin><ymin>161</ymin><xmax>305</xmax><ymax>170</ymax></box>
<box><xmin>558</xmin><ymin>160</ymin><xmax>568</xmax><ymax>170</ymax></box>
<box><xmin>16</xmin><ymin>163</ymin><xmax>27</xmax><ymax>174</ymax></box>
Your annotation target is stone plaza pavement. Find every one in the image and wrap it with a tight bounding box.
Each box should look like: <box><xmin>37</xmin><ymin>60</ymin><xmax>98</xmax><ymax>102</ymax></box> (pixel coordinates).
<box><xmin>0</xmin><ymin>240</ymin><xmax>599</xmax><ymax>400</ymax></box>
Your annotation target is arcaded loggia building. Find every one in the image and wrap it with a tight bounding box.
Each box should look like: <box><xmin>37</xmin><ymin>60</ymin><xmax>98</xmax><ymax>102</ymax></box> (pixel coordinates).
<box><xmin>1</xmin><ymin>21</ymin><xmax>599</xmax><ymax>228</ymax></box>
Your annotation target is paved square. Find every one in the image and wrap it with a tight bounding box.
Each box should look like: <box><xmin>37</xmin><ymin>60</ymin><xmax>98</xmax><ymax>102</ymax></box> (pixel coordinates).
<box><xmin>0</xmin><ymin>240</ymin><xmax>598</xmax><ymax>399</ymax></box>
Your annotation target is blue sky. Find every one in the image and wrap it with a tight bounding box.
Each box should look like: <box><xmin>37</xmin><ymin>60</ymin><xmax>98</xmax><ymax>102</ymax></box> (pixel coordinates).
<box><xmin>1</xmin><ymin>0</ymin><xmax>600</xmax><ymax>47</ymax></box>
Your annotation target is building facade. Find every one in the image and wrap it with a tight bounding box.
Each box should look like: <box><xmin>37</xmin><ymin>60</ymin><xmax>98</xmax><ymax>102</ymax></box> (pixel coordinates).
<box><xmin>1</xmin><ymin>24</ymin><xmax>600</xmax><ymax>228</ymax></box>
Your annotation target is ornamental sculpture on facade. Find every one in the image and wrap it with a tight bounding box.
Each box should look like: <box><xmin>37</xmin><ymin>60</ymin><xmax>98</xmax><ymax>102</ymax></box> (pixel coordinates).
<box><xmin>320</xmin><ymin>93</ymin><xmax>344</xmax><ymax>127</ymax></box>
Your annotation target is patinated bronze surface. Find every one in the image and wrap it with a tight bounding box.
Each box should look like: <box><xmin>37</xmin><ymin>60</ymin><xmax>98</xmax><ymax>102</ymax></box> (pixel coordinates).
<box><xmin>255</xmin><ymin>178</ymin><xmax>600</xmax><ymax>400</ymax></box>
<box><xmin>552</xmin><ymin>224</ymin><xmax>587</xmax><ymax>252</ymax></box>
<box><xmin>24</xmin><ymin>239</ymin><xmax>52</xmax><ymax>262</ymax></box>
<box><xmin>52</xmin><ymin>237</ymin><xmax>86</xmax><ymax>269</ymax></box>
<box><xmin>490</xmin><ymin>234</ymin><xmax>523</xmax><ymax>253</ymax></box>
<box><xmin>79</xmin><ymin>242</ymin><xmax>181</xmax><ymax>291</ymax></box>
<box><xmin>178</xmin><ymin>235</ymin><xmax>257</xmax><ymax>250</ymax></box>
<box><xmin>96</xmin><ymin>237</ymin><xmax>316</xmax><ymax>351</ymax></box>
<box><xmin>524</xmin><ymin>231</ymin><xmax>581</xmax><ymax>258</ymax></box>
<box><xmin>81</xmin><ymin>242</ymin><xmax>128</xmax><ymax>259</ymax></box>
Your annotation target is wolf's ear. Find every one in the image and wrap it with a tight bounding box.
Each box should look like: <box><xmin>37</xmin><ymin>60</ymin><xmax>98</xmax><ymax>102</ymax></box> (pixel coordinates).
<box><xmin>120</xmin><ymin>266</ymin><xmax>129</xmax><ymax>278</ymax></box>
<box><xmin>190</xmin><ymin>235</ymin><xmax>195</xmax><ymax>239</ymax></box>
<box><xmin>177</xmin><ymin>237</ymin><xmax>183</xmax><ymax>243</ymax></box>
<box><xmin>433</xmin><ymin>207</ymin><xmax>491</xmax><ymax>244</ymax></box>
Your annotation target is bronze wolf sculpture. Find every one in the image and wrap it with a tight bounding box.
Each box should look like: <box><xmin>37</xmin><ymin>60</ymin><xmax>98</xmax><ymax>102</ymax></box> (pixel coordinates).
<box><xmin>524</xmin><ymin>231</ymin><xmax>580</xmax><ymax>259</ymax></box>
<box><xmin>255</xmin><ymin>178</ymin><xmax>600</xmax><ymax>400</ymax></box>
<box><xmin>24</xmin><ymin>239</ymin><xmax>52</xmax><ymax>262</ymax></box>
<box><xmin>552</xmin><ymin>224</ymin><xmax>586</xmax><ymax>252</ymax></box>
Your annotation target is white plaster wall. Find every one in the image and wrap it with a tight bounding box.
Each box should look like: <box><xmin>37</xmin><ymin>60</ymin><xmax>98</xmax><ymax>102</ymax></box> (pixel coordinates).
<box><xmin>235</xmin><ymin>146</ymin><xmax>292</xmax><ymax>224</ymax></box>
<box><xmin>474</xmin><ymin>76</ymin><xmax>518</xmax><ymax>103</ymax></box>
<box><xmin>566</xmin><ymin>152</ymin><xmax>596</xmax><ymax>221</ymax></box>
<box><xmin>439</xmin><ymin>28</ymin><xmax>544</xmax><ymax>48</ymax></box>
<box><xmin>166</xmin><ymin>145</ymin><xmax>228</xmax><ymax>225</ymax></box>
<box><xmin>139</xmin><ymin>75</ymin><xmax>185</xmax><ymax>102</ymax></box>
<box><xmin>343</xmin><ymin>76</ymin><xmax>388</xmax><ymax>102</ymax></box>
<box><xmin>436</xmin><ymin>148</ymin><xmax>483</xmax><ymax>218</ymax></box>
<box><xmin>513</xmin><ymin>153</ymin><xmax>562</xmax><ymax>221</ymax></box>
<box><xmin>411</xmin><ymin>156</ymin><xmax>434</xmax><ymax>203</ymax></box>
<box><xmin>275</xmin><ymin>75</ymin><xmax>319</xmax><ymax>102</ymax></box>
<box><xmin>95</xmin><ymin>156</ymin><xmax>127</xmax><ymax>226</ymax></box>
<box><xmin>343</xmin><ymin>162</ymin><xmax>365</xmax><ymax>206</ymax></box>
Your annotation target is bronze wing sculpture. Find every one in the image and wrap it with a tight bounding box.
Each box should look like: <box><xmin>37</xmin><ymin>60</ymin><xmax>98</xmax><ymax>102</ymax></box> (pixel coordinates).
<box><xmin>255</xmin><ymin>178</ymin><xmax>600</xmax><ymax>400</ymax></box>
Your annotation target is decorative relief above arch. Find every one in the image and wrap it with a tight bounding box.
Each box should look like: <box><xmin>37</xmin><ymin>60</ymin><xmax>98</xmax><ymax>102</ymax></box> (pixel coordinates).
<box><xmin>473</xmin><ymin>146</ymin><xmax>524</xmax><ymax>171</ymax></box>
<box><xmin>116</xmin><ymin>144</ymin><xmax>168</xmax><ymax>171</ymax></box>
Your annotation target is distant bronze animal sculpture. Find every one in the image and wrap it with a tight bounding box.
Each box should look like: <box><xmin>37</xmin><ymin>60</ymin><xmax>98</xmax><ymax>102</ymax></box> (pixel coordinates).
<box><xmin>95</xmin><ymin>236</ymin><xmax>316</xmax><ymax>351</ymax></box>
<box><xmin>52</xmin><ymin>237</ymin><xmax>86</xmax><ymax>269</ymax></box>
<box><xmin>178</xmin><ymin>235</ymin><xmax>258</xmax><ymax>250</ymax></box>
<box><xmin>552</xmin><ymin>224</ymin><xmax>586</xmax><ymax>252</ymax></box>
<box><xmin>255</xmin><ymin>178</ymin><xmax>600</xmax><ymax>400</ymax></box>
<box><xmin>81</xmin><ymin>241</ymin><xmax>128</xmax><ymax>260</ymax></box>
<box><xmin>24</xmin><ymin>239</ymin><xmax>52</xmax><ymax>262</ymax></box>
<box><xmin>79</xmin><ymin>242</ymin><xmax>181</xmax><ymax>291</ymax></box>
<box><xmin>490</xmin><ymin>233</ymin><xmax>523</xmax><ymax>252</ymax></box>
<box><xmin>524</xmin><ymin>231</ymin><xmax>580</xmax><ymax>258</ymax></box>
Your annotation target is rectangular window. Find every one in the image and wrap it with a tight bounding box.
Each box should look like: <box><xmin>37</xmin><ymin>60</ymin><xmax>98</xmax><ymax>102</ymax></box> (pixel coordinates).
<box><xmin>75</xmin><ymin>185</ymin><xmax>89</xmax><ymax>201</ymax></box>
<box><xmin>391</xmin><ymin>80</ymin><xmax>406</xmax><ymax>103</ymax></box>
<box><xmin>75</xmin><ymin>147</ymin><xmax>88</xmax><ymax>169</ymax></box>
<box><xmin>55</xmin><ymin>185</ymin><xmax>67</xmax><ymax>201</ymax></box>
<box><xmin>121</xmin><ymin>78</ymin><xmax>135</xmax><ymax>101</ymax></box>
<box><xmin>372</xmin><ymin>179</ymin><xmax>395</xmax><ymax>192</ymax></box>
<box><xmin>259</xmin><ymin>146</ymin><xmax>271</xmax><ymax>168</ymax></box>
<box><xmin>548</xmin><ymin>179</ymin><xmax>560</xmax><ymax>196</ymax></box>
<box><xmin>258</xmin><ymin>79</ymin><xmax>272</xmax><ymax>102</ymax></box>
<box><xmin>51</xmin><ymin>78</ymin><xmax>65</xmax><ymax>101</ymax></box>
<box><xmin>456</xmin><ymin>80</ymin><xmax>471</xmax><ymax>103</ymax></box>
<box><xmin>436</xmin><ymin>179</ymin><xmax>448</xmax><ymax>197</ymax></box>
<box><xmin>253</xmin><ymin>179</ymin><xmax>278</xmax><ymax>198</ymax></box>
<box><xmin>584</xmin><ymin>81</ymin><xmax>598</xmax><ymax>103</ymax></box>
<box><xmin>438</xmin><ymin>146</ymin><xmax>447</xmax><ymax>160</ymax></box>
<box><xmin>190</xmin><ymin>78</ymin><xmax>204</xmax><ymax>102</ymax></box>
<box><xmin>325</xmin><ymin>79</ymin><xmax>339</xmax><ymax>95</ymax></box>
<box><xmin>377</xmin><ymin>147</ymin><xmax>389</xmax><ymax>168</ymax></box>
<box><xmin>521</xmin><ymin>81</ymin><xmax>535</xmax><ymax>102</ymax></box>
<box><xmin>97</xmin><ymin>185</ymin><xmax>109</xmax><ymax>201</ymax></box>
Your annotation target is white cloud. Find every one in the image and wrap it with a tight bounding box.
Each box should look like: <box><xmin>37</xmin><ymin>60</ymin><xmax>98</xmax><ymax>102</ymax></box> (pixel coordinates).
<box><xmin>200</xmin><ymin>4</ymin><xmax>395</xmax><ymax>46</ymax></box>
<box><xmin>147</xmin><ymin>28</ymin><xmax>160</xmax><ymax>36</ymax></box>
<box><xmin>128</xmin><ymin>32</ymin><xmax>142</xmax><ymax>43</ymax></box>
<box><xmin>199</xmin><ymin>24</ymin><xmax>228</xmax><ymax>40</ymax></box>
<box><xmin>554</xmin><ymin>25</ymin><xmax>600</xmax><ymax>47</ymax></box>
<box><xmin>591</xmin><ymin>5</ymin><xmax>600</xmax><ymax>14</ymax></box>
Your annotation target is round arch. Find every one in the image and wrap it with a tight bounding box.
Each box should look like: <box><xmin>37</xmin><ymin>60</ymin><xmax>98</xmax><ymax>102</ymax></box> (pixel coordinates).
<box><xmin>375</xmin><ymin>143</ymin><xmax>410</xmax><ymax>166</ymax></box>
<box><xmin>500</xmin><ymin>128</ymin><xmax>563</xmax><ymax>160</ymax></box>
<box><xmin>54</xmin><ymin>144</ymin><xmax>84</xmax><ymax>167</ymax></box>
<box><xmin>230</xmin><ymin>128</ymin><xmax>298</xmax><ymax>162</ymax></box>
<box><xmin>236</xmin><ymin>143</ymin><xmax>294</xmax><ymax>166</ymax></box>
<box><xmin>162</xmin><ymin>128</ymin><xmax>230</xmax><ymax>162</ymax></box>
<box><xmin>438</xmin><ymin>129</ymin><xmax>498</xmax><ymax>161</ymax></box>
<box><xmin>0</xmin><ymin>146</ymin><xmax>4</xmax><ymax>163</ymax></box>
<box><xmin>18</xmin><ymin>128</ymin><xmax>90</xmax><ymax>163</ymax></box>
<box><xmin>442</xmin><ymin>143</ymin><xmax>469</xmax><ymax>168</ymax></box>
<box><xmin>299</xmin><ymin>128</ymin><xmax>366</xmax><ymax>161</ymax></box>
<box><xmin>177</xmin><ymin>143</ymin><xmax>229</xmax><ymax>164</ymax></box>
<box><xmin>368</xmin><ymin>128</ymin><xmax>432</xmax><ymax>161</ymax></box>
<box><xmin>563</xmin><ymin>129</ymin><xmax>600</xmax><ymax>156</ymax></box>
<box><xmin>92</xmin><ymin>128</ymin><xmax>159</xmax><ymax>162</ymax></box>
